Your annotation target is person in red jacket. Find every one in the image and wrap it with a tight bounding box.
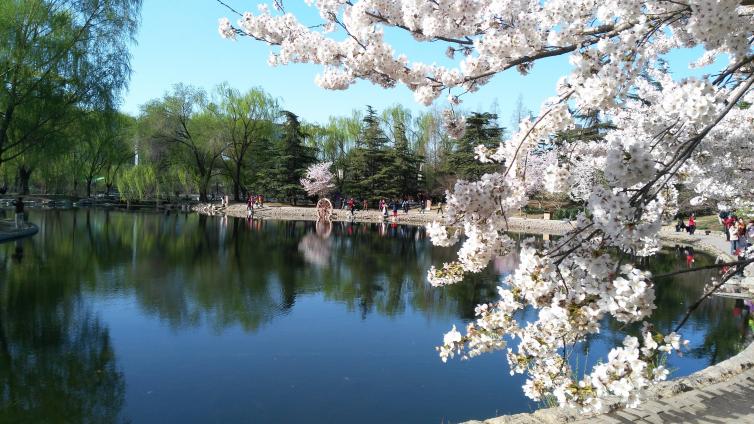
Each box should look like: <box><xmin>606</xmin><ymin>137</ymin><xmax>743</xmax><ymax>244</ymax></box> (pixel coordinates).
<box><xmin>347</xmin><ymin>198</ymin><xmax>355</xmax><ymax>217</ymax></box>
<box><xmin>723</xmin><ymin>215</ymin><xmax>736</xmax><ymax>241</ymax></box>
<box><xmin>687</xmin><ymin>213</ymin><xmax>696</xmax><ymax>235</ymax></box>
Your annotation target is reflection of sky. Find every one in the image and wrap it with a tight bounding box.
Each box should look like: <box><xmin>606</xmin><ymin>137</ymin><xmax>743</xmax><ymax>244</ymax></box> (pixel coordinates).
<box><xmin>3</xmin><ymin>209</ymin><xmax>749</xmax><ymax>423</ymax></box>
<box><xmin>94</xmin><ymin>293</ymin><xmax>528</xmax><ymax>423</ymax></box>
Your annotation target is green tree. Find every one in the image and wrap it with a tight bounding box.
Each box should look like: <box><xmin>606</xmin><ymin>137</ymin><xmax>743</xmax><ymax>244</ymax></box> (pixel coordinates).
<box><xmin>385</xmin><ymin>109</ymin><xmax>422</xmax><ymax>197</ymax></box>
<box><xmin>446</xmin><ymin>112</ymin><xmax>505</xmax><ymax>181</ymax></box>
<box><xmin>214</xmin><ymin>84</ymin><xmax>278</xmax><ymax>201</ymax></box>
<box><xmin>346</xmin><ymin>106</ymin><xmax>395</xmax><ymax>201</ymax></box>
<box><xmin>0</xmin><ymin>0</ymin><xmax>141</xmax><ymax>167</ymax></box>
<box><xmin>76</xmin><ymin>112</ymin><xmax>135</xmax><ymax>197</ymax></box>
<box><xmin>140</xmin><ymin>85</ymin><xmax>227</xmax><ymax>201</ymax></box>
<box><xmin>271</xmin><ymin>111</ymin><xmax>315</xmax><ymax>204</ymax></box>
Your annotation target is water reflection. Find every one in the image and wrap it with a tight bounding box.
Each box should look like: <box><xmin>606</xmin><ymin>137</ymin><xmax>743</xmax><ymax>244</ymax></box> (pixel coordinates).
<box><xmin>0</xmin><ymin>224</ymin><xmax>125</xmax><ymax>423</ymax></box>
<box><xmin>0</xmin><ymin>209</ymin><xmax>749</xmax><ymax>423</ymax></box>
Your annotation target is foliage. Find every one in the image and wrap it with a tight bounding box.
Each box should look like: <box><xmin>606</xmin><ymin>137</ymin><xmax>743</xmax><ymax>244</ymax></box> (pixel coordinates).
<box><xmin>445</xmin><ymin>112</ymin><xmax>504</xmax><ymax>181</ymax></box>
<box><xmin>269</xmin><ymin>111</ymin><xmax>316</xmax><ymax>204</ymax></box>
<box><xmin>117</xmin><ymin>164</ymin><xmax>157</xmax><ymax>202</ymax></box>
<box><xmin>0</xmin><ymin>0</ymin><xmax>141</xmax><ymax>166</ymax></box>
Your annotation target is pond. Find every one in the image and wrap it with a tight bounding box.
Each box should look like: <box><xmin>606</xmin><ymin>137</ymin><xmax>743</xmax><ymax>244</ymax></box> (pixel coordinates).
<box><xmin>0</xmin><ymin>209</ymin><xmax>751</xmax><ymax>423</ymax></box>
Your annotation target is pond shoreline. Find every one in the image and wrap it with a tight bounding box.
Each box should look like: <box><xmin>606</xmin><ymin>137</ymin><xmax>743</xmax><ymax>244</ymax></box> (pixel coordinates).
<box><xmin>192</xmin><ymin>202</ymin><xmax>575</xmax><ymax>235</ymax></box>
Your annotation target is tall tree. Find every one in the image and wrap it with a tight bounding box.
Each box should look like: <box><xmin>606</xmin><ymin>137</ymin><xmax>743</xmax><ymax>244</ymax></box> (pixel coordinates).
<box><xmin>77</xmin><ymin>112</ymin><xmax>135</xmax><ymax>197</ymax></box>
<box><xmin>141</xmin><ymin>85</ymin><xmax>227</xmax><ymax>201</ymax></box>
<box><xmin>387</xmin><ymin>111</ymin><xmax>422</xmax><ymax>197</ymax></box>
<box><xmin>0</xmin><ymin>0</ymin><xmax>141</xmax><ymax>167</ymax></box>
<box><xmin>346</xmin><ymin>106</ymin><xmax>395</xmax><ymax>201</ymax></box>
<box><xmin>215</xmin><ymin>84</ymin><xmax>278</xmax><ymax>201</ymax></box>
<box><xmin>272</xmin><ymin>111</ymin><xmax>315</xmax><ymax>204</ymax></box>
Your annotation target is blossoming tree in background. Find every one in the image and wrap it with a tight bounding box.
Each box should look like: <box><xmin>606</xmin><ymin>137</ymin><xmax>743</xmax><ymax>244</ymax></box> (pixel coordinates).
<box><xmin>300</xmin><ymin>161</ymin><xmax>335</xmax><ymax>198</ymax></box>
<box><xmin>220</xmin><ymin>0</ymin><xmax>754</xmax><ymax>413</ymax></box>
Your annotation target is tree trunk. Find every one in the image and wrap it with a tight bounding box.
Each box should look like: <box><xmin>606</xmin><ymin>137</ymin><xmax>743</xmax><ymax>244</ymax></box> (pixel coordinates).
<box><xmin>86</xmin><ymin>178</ymin><xmax>93</xmax><ymax>198</ymax></box>
<box><xmin>17</xmin><ymin>165</ymin><xmax>32</xmax><ymax>195</ymax></box>
<box><xmin>233</xmin><ymin>162</ymin><xmax>242</xmax><ymax>202</ymax></box>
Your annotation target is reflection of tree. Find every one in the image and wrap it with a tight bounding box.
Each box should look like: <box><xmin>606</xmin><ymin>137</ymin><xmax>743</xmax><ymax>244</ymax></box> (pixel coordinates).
<box><xmin>0</xmin><ymin>232</ymin><xmax>125</xmax><ymax>423</ymax></box>
<box><xmin>298</xmin><ymin>232</ymin><xmax>331</xmax><ymax>267</ymax></box>
<box><xmin>6</xmin><ymin>209</ymin><xmax>745</xmax><ymax>372</ymax></box>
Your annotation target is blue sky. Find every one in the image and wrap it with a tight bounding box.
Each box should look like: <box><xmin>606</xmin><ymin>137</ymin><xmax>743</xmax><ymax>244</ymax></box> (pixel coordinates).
<box><xmin>121</xmin><ymin>0</ymin><xmax>720</xmax><ymax>127</ymax></box>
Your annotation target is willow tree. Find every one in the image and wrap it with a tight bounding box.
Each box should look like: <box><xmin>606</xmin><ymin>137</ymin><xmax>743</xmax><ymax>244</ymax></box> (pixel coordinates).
<box><xmin>0</xmin><ymin>0</ymin><xmax>141</xmax><ymax>183</ymax></box>
<box><xmin>140</xmin><ymin>85</ymin><xmax>228</xmax><ymax>202</ymax></box>
<box><xmin>214</xmin><ymin>84</ymin><xmax>278</xmax><ymax>201</ymax></box>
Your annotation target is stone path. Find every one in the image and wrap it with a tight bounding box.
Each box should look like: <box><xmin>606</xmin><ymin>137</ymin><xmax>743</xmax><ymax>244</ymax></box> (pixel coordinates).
<box><xmin>575</xmin><ymin>370</ymin><xmax>754</xmax><ymax>424</ymax></box>
<box><xmin>470</xmin><ymin>323</ymin><xmax>754</xmax><ymax>424</ymax></box>
<box><xmin>659</xmin><ymin>227</ymin><xmax>733</xmax><ymax>260</ymax></box>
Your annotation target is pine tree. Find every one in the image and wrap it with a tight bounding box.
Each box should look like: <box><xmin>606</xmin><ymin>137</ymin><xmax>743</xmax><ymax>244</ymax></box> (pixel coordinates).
<box><xmin>272</xmin><ymin>111</ymin><xmax>316</xmax><ymax>204</ymax></box>
<box><xmin>446</xmin><ymin>112</ymin><xmax>504</xmax><ymax>181</ymax></box>
<box><xmin>390</xmin><ymin>118</ymin><xmax>422</xmax><ymax>197</ymax></box>
<box><xmin>345</xmin><ymin>106</ymin><xmax>395</xmax><ymax>201</ymax></box>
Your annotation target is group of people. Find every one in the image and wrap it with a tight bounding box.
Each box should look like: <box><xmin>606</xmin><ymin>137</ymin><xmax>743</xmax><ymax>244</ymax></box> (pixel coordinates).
<box><xmin>676</xmin><ymin>213</ymin><xmax>698</xmax><ymax>234</ymax></box>
<box><xmin>675</xmin><ymin>211</ymin><xmax>754</xmax><ymax>256</ymax></box>
<box><xmin>245</xmin><ymin>194</ymin><xmax>265</xmax><ymax>217</ymax></box>
<box><xmin>335</xmin><ymin>196</ymin><xmax>444</xmax><ymax>219</ymax></box>
<box><xmin>720</xmin><ymin>211</ymin><xmax>754</xmax><ymax>255</ymax></box>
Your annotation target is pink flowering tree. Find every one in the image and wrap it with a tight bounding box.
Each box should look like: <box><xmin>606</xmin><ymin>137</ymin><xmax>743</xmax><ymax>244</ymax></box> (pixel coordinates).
<box><xmin>300</xmin><ymin>161</ymin><xmax>335</xmax><ymax>198</ymax></box>
<box><xmin>220</xmin><ymin>0</ymin><xmax>754</xmax><ymax>413</ymax></box>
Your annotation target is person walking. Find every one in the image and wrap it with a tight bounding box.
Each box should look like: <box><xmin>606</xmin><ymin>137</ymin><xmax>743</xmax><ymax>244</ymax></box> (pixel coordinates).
<box><xmin>391</xmin><ymin>200</ymin><xmax>399</xmax><ymax>221</ymax></box>
<box><xmin>348</xmin><ymin>197</ymin><xmax>355</xmax><ymax>217</ymax></box>
<box><xmin>12</xmin><ymin>197</ymin><xmax>24</xmax><ymax>229</ymax></box>
<box><xmin>246</xmin><ymin>194</ymin><xmax>254</xmax><ymax>217</ymax></box>
<box><xmin>402</xmin><ymin>199</ymin><xmax>409</xmax><ymax>214</ymax></box>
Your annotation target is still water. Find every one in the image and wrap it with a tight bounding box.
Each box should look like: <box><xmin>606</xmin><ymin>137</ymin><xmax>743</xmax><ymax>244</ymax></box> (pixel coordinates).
<box><xmin>0</xmin><ymin>209</ymin><xmax>750</xmax><ymax>423</ymax></box>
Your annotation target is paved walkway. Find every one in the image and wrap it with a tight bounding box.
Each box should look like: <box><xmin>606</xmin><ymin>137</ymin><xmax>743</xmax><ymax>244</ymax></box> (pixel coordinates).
<box><xmin>574</xmin><ymin>369</ymin><xmax>754</xmax><ymax>423</ymax></box>
<box><xmin>659</xmin><ymin>227</ymin><xmax>733</xmax><ymax>258</ymax></box>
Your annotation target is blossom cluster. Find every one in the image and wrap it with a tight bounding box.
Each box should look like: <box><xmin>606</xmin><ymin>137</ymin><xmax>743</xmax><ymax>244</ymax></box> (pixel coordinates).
<box><xmin>300</xmin><ymin>161</ymin><xmax>335</xmax><ymax>197</ymax></box>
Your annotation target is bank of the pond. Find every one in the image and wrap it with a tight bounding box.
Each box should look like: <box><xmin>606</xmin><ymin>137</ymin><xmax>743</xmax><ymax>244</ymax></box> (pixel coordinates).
<box><xmin>193</xmin><ymin>202</ymin><xmax>574</xmax><ymax>235</ymax></box>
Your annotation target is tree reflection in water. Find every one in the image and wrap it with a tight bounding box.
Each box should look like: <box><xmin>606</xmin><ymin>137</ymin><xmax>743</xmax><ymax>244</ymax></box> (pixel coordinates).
<box><xmin>0</xmin><ymin>220</ymin><xmax>125</xmax><ymax>423</ymax></box>
<box><xmin>0</xmin><ymin>209</ymin><xmax>750</xmax><ymax>422</ymax></box>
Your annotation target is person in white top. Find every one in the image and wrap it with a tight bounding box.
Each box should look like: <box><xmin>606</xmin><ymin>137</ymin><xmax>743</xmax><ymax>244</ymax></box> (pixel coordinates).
<box><xmin>729</xmin><ymin>225</ymin><xmax>739</xmax><ymax>255</ymax></box>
